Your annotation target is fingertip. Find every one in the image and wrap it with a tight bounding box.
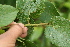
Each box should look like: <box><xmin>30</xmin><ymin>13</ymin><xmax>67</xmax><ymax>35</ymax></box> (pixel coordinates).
<box><xmin>22</xmin><ymin>27</ymin><xmax>28</xmax><ymax>34</ymax></box>
<box><xmin>20</xmin><ymin>33</ymin><xmax>27</xmax><ymax>38</ymax></box>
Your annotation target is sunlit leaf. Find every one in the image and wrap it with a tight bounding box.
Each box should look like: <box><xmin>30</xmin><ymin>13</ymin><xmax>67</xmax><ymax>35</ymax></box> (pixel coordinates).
<box><xmin>0</xmin><ymin>4</ymin><xmax>18</xmax><ymax>27</ymax></box>
<box><xmin>45</xmin><ymin>16</ymin><xmax>70</xmax><ymax>47</ymax></box>
<box><xmin>64</xmin><ymin>2</ymin><xmax>70</xmax><ymax>8</ymax></box>
<box><xmin>30</xmin><ymin>26</ymin><xmax>43</xmax><ymax>41</ymax></box>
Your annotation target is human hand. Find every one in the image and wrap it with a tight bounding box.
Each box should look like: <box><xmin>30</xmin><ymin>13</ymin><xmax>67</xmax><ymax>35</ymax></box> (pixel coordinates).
<box><xmin>0</xmin><ymin>22</ymin><xmax>28</xmax><ymax>47</ymax></box>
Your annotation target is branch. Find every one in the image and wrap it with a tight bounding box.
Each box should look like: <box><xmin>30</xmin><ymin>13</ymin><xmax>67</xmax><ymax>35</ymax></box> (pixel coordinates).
<box><xmin>24</xmin><ymin>23</ymin><xmax>48</xmax><ymax>26</ymax></box>
<box><xmin>0</xmin><ymin>23</ymin><xmax>48</xmax><ymax>29</ymax></box>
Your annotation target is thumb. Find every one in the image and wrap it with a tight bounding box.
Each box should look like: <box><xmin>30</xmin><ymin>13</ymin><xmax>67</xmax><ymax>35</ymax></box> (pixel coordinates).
<box><xmin>0</xmin><ymin>23</ymin><xmax>24</xmax><ymax>47</ymax></box>
<box><xmin>0</xmin><ymin>23</ymin><xmax>24</xmax><ymax>41</ymax></box>
<box><xmin>6</xmin><ymin>24</ymin><xmax>24</xmax><ymax>39</ymax></box>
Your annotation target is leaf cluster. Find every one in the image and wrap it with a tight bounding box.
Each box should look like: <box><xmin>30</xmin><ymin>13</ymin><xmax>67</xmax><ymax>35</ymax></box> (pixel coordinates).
<box><xmin>0</xmin><ymin>0</ymin><xmax>70</xmax><ymax>47</ymax></box>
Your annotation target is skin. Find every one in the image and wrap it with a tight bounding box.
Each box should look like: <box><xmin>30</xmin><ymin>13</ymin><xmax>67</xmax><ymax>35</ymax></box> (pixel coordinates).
<box><xmin>0</xmin><ymin>22</ymin><xmax>28</xmax><ymax>47</ymax></box>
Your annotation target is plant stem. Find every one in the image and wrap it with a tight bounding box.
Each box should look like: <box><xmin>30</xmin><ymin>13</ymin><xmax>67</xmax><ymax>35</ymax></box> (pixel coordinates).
<box><xmin>24</xmin><ymin>23</ymin><xmax>48</xmax><ymax>26</ymax></box>
<box><xmin>0</xmin><ymin>23</ymin><xmax>48</xmax><ymax>29</ymax></box>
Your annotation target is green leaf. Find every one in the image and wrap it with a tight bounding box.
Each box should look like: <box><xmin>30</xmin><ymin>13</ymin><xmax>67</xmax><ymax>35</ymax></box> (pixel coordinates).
<box><xmin>41</xmin><ymin>36</ymin><xmax>51</xmax><ymax>47</ymax></box>
<box><xmin>25</xmin><ymin>27</ymin><xmax>34</xmax><ymax>39</ymax></box>
<box><xmin>39</xmin><ymin>2</ymin><xmax>60</xmax><ymax>23</ymax></box>
<box><xmin>24</xmin><ymin>40</ymin><xmax>37</xmax><ymax>47</ymax></box>
<box><xmin>64</xmin><ymin>2</ymin><xmax>70</xmax><ymax>8</ymax></box>
<box><xmin>16</xmin><ymin>38</ymin><xmax>37</xmax><ymax>47</ymax></box>
<box><xmin>0</xmin><ymin>4</ymin><xmax>18</xmax><ymax>27</ymax></box>
<box><xmin>16</xmin><ymin>0</ymin><xmax>42</xmax><ymax>23</ymax></box>
<box><xmin>0</xmin><ymin>29</ymin><xmax>5</xmax><ymax>34</ymax></box>
<box><xmin>17</xmin><ymin>0</ymin><xmax>41</xmax><ymax>15</ymax></box>
<box><xmin>16</xmin><ymin>40</ymin><xmax>24</xmax><ymax>47</ymax></box>
<box><xmin>30</xmin><ymin>26</ymin><xmax>43</xmax><ymax>41</ymax></box>
<box><xmin>45</xmin><ymin>16</ymin><xmax>70</xmax><ymax>47</ymax></box>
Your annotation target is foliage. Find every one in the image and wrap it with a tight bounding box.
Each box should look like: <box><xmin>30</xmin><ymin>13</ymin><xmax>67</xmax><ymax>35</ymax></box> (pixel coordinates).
<box><xmin>0</xmin><ymin>29</ymin><xmax>5</xmax><ymax>34</ymax></box>
<box><xmin>45</xmin><ymin>16</ymin><xmax>70</xmax><ymax>47</ymax></box>
<box><xmin>30</xmin><ymin>26</ymin><xmax>43</xmax><ymax>41</ymax></box>
<box><xmin>0</xmin><ymin>4</ymin><xmax>18</xmax><ymax>27</ymax></box>
<box><xmin>0</xmin><ymin>0</ymin><xmax>70</xmax><ymax>47</ymax></box>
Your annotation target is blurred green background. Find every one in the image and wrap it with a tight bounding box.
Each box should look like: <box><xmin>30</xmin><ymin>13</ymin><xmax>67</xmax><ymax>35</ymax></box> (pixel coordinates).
<box><xmin>0</xmin><ymin>0</ymin><xmax>70</xmax><ymax>47</ymax></box>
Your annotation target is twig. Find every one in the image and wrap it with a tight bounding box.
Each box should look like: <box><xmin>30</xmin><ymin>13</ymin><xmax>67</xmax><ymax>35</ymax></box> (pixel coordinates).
<box><xmin>0</xmin><ymin>23</ymin><xmax>48</xmax><ymax>29</ymax></box>
<box><xmin>24</xmin><ymin>23</ymin><xmax>48</xmax><ymax>26</ymax></box>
